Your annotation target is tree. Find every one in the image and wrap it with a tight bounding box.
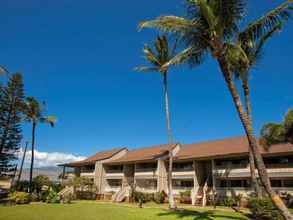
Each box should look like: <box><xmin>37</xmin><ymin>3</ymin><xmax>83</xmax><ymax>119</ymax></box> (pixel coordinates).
<box><xmin>135</xmin><ymin>35</ymin><xmax>177</xmax><ymax>209</ymax></box>
<box><xmin>23</xmin><ymin>97</ymin><xmax>56</xmax><ymax>199</ymax></box>
<box><xmin>0</xmin><ymin>73</ymin><xmax>25</xmax><ymax>177</ymax></box>
<box><xmin>33</xmin><ymin>175</ymin><xmax>51</xmax><ymax>196</ymax></box>
<box><xmin>260</xmin><ymin>109</ymin><xmax>293</xmax><ymax>147</ymax></box>
<box><xmin>16</xmin><ymin>141</ymin><xmax>29</xmax><ymax>185</ymax></box>
<box><xmin>139</xmin><ymin>0</ymin><xmax>293</xmax><ymax>219</ymax></box>
<box><xmin>232</xmin><ymin>24</ymin><xmax>282</xmax><ymax>197</ymax></box>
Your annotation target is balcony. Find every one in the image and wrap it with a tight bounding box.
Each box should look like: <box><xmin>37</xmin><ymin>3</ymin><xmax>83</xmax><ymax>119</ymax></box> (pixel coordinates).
<box><xmin>105</xmin><ymin>172</ymin><xmax>124</xmax><ymax>179</ymax></box>
<box><xmin>80</xmin><ymin>171</ymin><xmax>95</xmax><ymax>178</ymax></box>
<box><xmin>134</xmin><ymin>168</ymin><xmax>157</xmax><ymax>179</ymax></box>
<box><xmin>172</xmin><ymin>170</ymin><xmax>194</xmax><ymax>179</ymax></box>
<box><xmin>214</xmin><ymin>165</ymin><xmax>293</xmax><ymax>178</ymax></box>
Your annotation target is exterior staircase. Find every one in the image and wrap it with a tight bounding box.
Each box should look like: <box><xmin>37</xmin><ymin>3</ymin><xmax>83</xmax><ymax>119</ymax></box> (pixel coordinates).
<box><xmin>195</xmin><ymin>187</ymin><xmax>204</xmax><ymax>206</ymax></box>
<box><xmin>195</xmin><ymin>175</ymin><xmax>210</xmax><ymax>206</ymax></box>
<box><xmin>112</xmin><ymin>188</ymin><xmax>127</xmax><ymax>202</ymax></box>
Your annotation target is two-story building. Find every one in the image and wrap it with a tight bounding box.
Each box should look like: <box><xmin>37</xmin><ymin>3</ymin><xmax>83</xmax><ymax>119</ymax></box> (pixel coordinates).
<box><xmin>59</xmin><ymin>137</ymin><xmax>293</xmax><ymax>206</ymax></box>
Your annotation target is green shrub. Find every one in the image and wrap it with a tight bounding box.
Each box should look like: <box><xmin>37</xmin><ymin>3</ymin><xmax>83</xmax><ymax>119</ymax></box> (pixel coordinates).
<box><xmin>179</xmin><ymin>190</ymin><xmax>191</xmax><ymax>198</ymax></box>
<box><xmin>248</xmin><ymin>197</ymin><xmax>283</xmax><ymax>220</ymax></box>
<box><xmin>132</xmin><ymin>191</ymin><xmax>153</xmax><ymax>203</ymax></box>
<box><xmin>8</xmin><ymin>192</ymin><xmax>29</xmax><ymax>204</ymax></box>
<box><xmin>223</xmin><ymin>196</ymin><xmax>234</xmax><ymax>207</ymax></box>
<box><xmin>46</xmin><ymin>191</ymin><xmax>60</xmax><ymax>204</ymax></box>
<box><xmin>154</xmin><ymin>192</ymin><xmax>165</xmax><ymax>204</ymax></box>
<box><xmin>41</xmin><ymin>190</ymin><xmax>50</xmax><ymax>202</ymax></box>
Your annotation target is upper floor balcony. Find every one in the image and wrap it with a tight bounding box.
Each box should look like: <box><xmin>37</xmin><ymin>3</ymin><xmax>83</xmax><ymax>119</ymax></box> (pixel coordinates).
<box><xmin>134</xmin><ymin>163</ymin><xmax>158</xmax><ymax>179</ymax></box>
<box><xmin>172</xmin><ymin>162</ymin><xmax>194</xmax><ymax>179</ymax></box>
<box><xmin>104</xmin><ymin>165</ymin><xmax>124</xmax><ymax>179</ymax></box>
<box><xmin>214</xmin><ymin>163</ymin><xmax>293</xmax><ymax>178</ymax></box>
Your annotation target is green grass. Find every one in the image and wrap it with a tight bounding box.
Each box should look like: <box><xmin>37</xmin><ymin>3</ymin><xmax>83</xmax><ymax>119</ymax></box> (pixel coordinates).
<box><xmin>0</xmin><ymin>201</ymin><xmax>249</xmax><ymax>220</ymax></box>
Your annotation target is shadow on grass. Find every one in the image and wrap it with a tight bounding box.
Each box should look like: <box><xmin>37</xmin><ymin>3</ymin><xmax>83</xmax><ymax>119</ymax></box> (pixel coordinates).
<box><xmin>157</xmin><ymin>209</ymin><xmax>248</xmax><ymax>220</ymax></box>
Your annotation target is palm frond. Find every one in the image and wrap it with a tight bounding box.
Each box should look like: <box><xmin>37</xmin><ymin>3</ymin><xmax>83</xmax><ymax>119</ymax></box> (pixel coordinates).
<box><xmin>162</xmin><ymin>46</ymin><xmax>200</xmax><ymax>68</ymax></box>
<box><xmin>133</xmin><ymin>66</ymin><xmax>159</xmax><ymax>73</ymax></box>
<box><xmin>239</xmin><ymin>0</ymin><xmax>292</xmax><ymax>42</ymax></box>
<box><xmin>40</xmin><ymin>116</ymin><xmax>57</xmax><ymax>127</ymax></box>
<box><xmin>215</xmin><ymin>0</ymin><xmax>246</xmax><ymax>38</ymax></box>
<box><xmin>142</xmin><ymin>45</ymin><xmax>160</xmax><ymax>66</ymax></box>
<box><xmin>139</xmin><ymin>16</ymin><xmax>195</xmax><ymax>35</ymax></box>
<box><xmin>155</xmin><ymin>36</ymin><xmax>169</xmax><ymax>62</ymax></box>
<box><xmin>0</xmin><ymin>66</ymin><xmax>9</xmax><ymax>75</ymax></box>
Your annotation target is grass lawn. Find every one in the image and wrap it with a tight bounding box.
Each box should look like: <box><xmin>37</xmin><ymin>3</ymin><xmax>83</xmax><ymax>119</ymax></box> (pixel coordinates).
<box><xmin>0</xmin><ymin>201</ymin><xmax>249</xmax><ymax>220</ymax></box>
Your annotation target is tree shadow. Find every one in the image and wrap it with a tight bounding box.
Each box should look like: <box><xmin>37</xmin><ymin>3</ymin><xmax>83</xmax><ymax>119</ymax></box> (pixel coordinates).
<box><xmin>157</xmin><ymin>208</ymin><xmax>248</xmax><ymax>220</ymax></box>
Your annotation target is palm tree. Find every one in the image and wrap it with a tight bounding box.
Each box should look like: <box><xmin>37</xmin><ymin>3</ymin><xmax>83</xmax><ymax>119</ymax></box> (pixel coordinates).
<box><xmin>139</xmin><ymin>1</ymin><xmax>293</xmax><ymax>219</ymax></box>
<box><xmin>232</xmin><ymin>24</ymin><xmax>283</xmax><ymax>197</ymax></box>
<box><xmin>16</xmin><ymin>141</ymin><xmax>29</xmax><ymax>186</ymax></box>
<box><xmin>260</xmin><ymin>109</ymin><xmax>293</xmax><ymax>146</ymax></box>
<box><xmin>134</xmin><ymin>35</ymin><xmax>177</xmax><ymax>209</ymax></box>
<box><xmin>23</xmin><ymin>97</ymin><xmax>56</xmax><ymax>199</ymax></box>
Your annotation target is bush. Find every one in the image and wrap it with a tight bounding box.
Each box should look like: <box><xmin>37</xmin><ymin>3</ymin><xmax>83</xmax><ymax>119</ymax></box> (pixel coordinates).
<box><xmin>179</xmin><ymin>190</ymin><xmax>192</xmax><ymax>204</ymax></box>
<box><xmin>46</xmin><ymin>191</ymin><xmax>60</xmax><ymax>204</ymax></box>
<box><xmin>132</xmin><ymin>191</ymin><xmax>153</xmax><ymax>203</ymax></box>
<box><xmin>8</xmin><ymin>192</ymin><xmax>29</xmax><ymax>204</ymax></box>
<box><xmin>248</xmin><ymin>197</ymin><xmax>283</xmax><ymax>220</ymax></box>
<box><xmin>223</xmin><ymin>196</ymin><xmax>234</xmax><ymax>207</ymax></box>
<box><xmin>51</xmin><ymin>182</ymin><xmax>63</xmax><ymax>193</ymax></box>
<box><xmin>154</xmin><ymin>192</ymin><xmax>165</xmax><ymax>204</ymax></box>
<box><xmin>179</xmin><ymin>190</ymin><xmax>191</xmax><ymax>198</ymax></box>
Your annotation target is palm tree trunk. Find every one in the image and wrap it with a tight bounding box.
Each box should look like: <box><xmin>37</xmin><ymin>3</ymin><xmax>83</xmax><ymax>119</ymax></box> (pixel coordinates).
<box><xmin>218</xmin><ymin>57</ymin><xmax>293</xmax><ymax>220</ymax></box>
<box><xmin>16</xmin><ymin>141</ymin><xmax>29</xmax><ymax>186</ymax></box>
<box><xmin>162</xmin><ymin>73</ymin><xmax>176</xmax><ymax>209</ymax></box>
<box><xmin>162</xmin><ymin>73</ymin><xmax>173</xmax><ymax>144</ymax></box>
<box><xmin>29</xmin><ymin>122</ymin><xmax>36</xmax><ymax>199</ymax></box>
<box><xmin>168</xmin><ymin>150</ymin><xmax>176</xmax><ymax>209</ymax></box>
<box><xmin>242</xmin><ymin>81</ymin><xmax>261</xmax><ymax>197</ymax></box>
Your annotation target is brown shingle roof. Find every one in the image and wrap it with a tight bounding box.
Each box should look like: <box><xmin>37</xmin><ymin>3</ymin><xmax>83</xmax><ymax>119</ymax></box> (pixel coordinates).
<box><xmin>175</xmin><ymin>136</ymin><xmax>293</xmax><ymax>160</ymax></box>
<box><xmin>107</xmin><ymin>144</ymin><xmax>177</xmax><ymax>164</ymax></box>
<box><xmin>61</xmin><ymin>148</ymin><xmax>126</xmax><ymax>167</ymax></box>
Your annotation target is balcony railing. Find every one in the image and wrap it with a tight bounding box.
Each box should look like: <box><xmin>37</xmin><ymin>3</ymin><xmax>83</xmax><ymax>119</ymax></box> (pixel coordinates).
<box><xmin>106</xmin><ymin>169</ymin><xmax>124</xmax><ymax>173</ymax></box>
<box><xmin>135</xmin><ymin>168</ymin><xmax>157</xmax><ymax>172</ymax></box>
<box><xmin>172</xmin><ymin>167</ymin><xmax>194</xmax><ymax>172</ymax></box>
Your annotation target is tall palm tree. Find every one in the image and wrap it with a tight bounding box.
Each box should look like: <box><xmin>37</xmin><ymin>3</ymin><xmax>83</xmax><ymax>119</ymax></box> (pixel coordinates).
<box><xmin>232</xmin><ymin>24</ymin><xmax>282</xmax><ymax>197</ymax></box>
<box><xmin>135</xmin><ymin>35</ymin><xmax>177</xmax><ymax>209</ymax></box>
<box><xmin>139</xmin><ymin>0</ymin><xmax>293</xmax><ymax>219</ymax></box>
<box><xmin>16</xmin><ymin>141</ymin><xmax>29</xmax><ymax>186</ymax></box>
<box><xmin>23</xmin><ymin>97</ymin><xmax>56</xmax><ymax>199</ymax></box>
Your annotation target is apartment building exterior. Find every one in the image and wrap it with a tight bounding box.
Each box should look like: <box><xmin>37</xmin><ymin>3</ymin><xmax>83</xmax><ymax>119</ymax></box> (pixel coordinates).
<box><xmin>59</xmin><ymin>137</ymin><xmax>293</xmax><ymax>206</ymax></box>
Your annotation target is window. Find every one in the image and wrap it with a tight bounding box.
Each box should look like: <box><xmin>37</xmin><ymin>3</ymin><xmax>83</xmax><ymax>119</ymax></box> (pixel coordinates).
<box><xmin>231</xmin><ymin>180</ymin><xmax>242</xmax><ymax>187</ymax></box>
<box><xmin>107</xmin><ymin>179</ymin><xmax>122</xmax><ymax>187</ymax></box>
<box><xmin>220</xmin><ymin>180</ymin><xmax>227</xmax><ymax>187</ymax></box>
<box><xmin>173</xmin><ymin>162</ymin><xmax>193</xmax><ymax>171</ymax></box>
<box><xmin>81</xmin><ymin>165</ymin><xmax>95</xmax><ymax>172</ymax></box>
<box><xmin>283</xmin><ymin>180</ymin><xmax>293</xmax><ymax>187</ymax></box>
<box><xmin>173</xmin><ymin>180</ymin><xmax>193</xmax><ymax>188</ymax></box>
<box><xmin>136</xmin><ymin>163</ymin><xmax>157</xmax><ymax>171</ymax></box>
<box><xmin>107</xmin><ymin>165</ymin><xmax>123</xmax><ymax>173</ymax></box>
<box><xmin>218</xmin><ymin>180</ymin><xmax>250</xmax><ymax>188</ymax></box>
<box><xmin>271</xmin><ymin>180</ymin><xmax>282</xmax><ymax>187</ymax></box>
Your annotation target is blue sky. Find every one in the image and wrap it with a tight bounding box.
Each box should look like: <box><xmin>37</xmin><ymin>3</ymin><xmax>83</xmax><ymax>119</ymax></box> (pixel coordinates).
<box><xmin>0</xmin><ymin>0</ymin><xmax>292</xmax><ymax>163</ymax></box>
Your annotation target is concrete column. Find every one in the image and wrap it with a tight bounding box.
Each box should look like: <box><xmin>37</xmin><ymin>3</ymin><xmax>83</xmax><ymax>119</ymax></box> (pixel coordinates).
<box><xmin>192</xmin><ymin>161</ymin><xmax>200</xmax><ymax>205</ymax></box>
<box><xmin>122</xmin><ymin>164</ymin><xmax>134</xmax><ymax>188</ymax></box>
<box><xmin>157</xmin><ymin>159</ymin><xmax>168</xmax><ymax>193</ymax></box>
<box><xmin>95</xmin><ymin>161</ymin><xmax>104</xmax><ymax>194</ymax></box>
<box><xmin>211</xmin><ymin>159</ymin><xmax>216</xmax><ymax>191</ymax></box>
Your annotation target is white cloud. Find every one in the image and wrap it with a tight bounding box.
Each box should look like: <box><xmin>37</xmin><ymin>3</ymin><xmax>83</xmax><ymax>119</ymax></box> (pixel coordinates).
<box><xmin>18</xmin><ymin>149</ymin><xmax>86</xmax><ymax>168</ymax></box>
